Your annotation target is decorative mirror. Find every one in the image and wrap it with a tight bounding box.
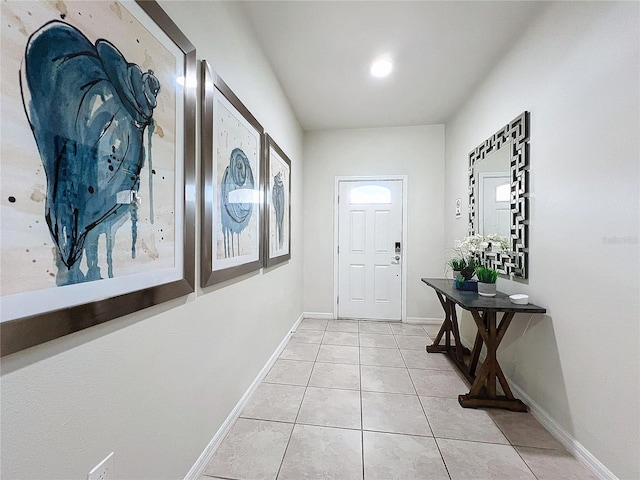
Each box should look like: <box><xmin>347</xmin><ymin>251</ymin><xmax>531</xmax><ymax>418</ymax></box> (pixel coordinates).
<box><xmin>469</xmin><ymin>111</ymin><xmax>529</xmax><ymax>279</ymax></box>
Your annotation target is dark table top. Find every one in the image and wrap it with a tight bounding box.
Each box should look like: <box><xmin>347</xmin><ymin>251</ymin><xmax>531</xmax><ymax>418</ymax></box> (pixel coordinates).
<box><xmin>421</xmin><ymin>278</ymin><xmax>546</xmax><ymax>314</ymax></box>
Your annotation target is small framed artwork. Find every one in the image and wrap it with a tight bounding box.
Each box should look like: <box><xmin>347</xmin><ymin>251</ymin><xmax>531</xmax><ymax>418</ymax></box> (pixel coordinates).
<box><xmin>201</xmin><ymin>60</ymin><xmax>264</xmax><ymax>287</ymax></box>
<box><xmin>264</xmin><ymin>135</ymin><xmax>292</xmax><ymax>267</ymax></box>
<box><xmin>0</xmin><ymin>1</ymin><xmax>197</xmax><ymax>356</ymax></box>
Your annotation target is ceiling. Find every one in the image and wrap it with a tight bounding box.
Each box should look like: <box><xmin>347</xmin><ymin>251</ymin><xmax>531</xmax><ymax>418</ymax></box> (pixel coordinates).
<box><xmin>241</xmin><ymin>1</ymin><xmax>548</xmax><ymax>131</ymax></box>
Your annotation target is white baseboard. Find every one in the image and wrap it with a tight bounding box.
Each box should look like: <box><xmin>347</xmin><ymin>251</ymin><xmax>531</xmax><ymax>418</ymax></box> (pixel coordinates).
<box><xmin>183</xmin><ymin>313</ymin><xmax>304</xmax><ymax>480</ymax></box>
<box><xmin>406</xmin><ymin>316</ymin><xmax>443</xmax><ymax>324</ymax></box>
<box><xmin>301</xmin><ymin>314</ymin><xmax>444</xmax><ymax>324</ymax></box>
<box><xmin>187</xmin><ymin>312</ymin><xmax>616</xmax><ymax>480</ymax></box>
<box><xmin>508</xmin><ymin>382</ymin><xmax>618</xmax><ymax>480</ymax></box>
<box><xmin>302</xmin><ymin>311</ymin><xmax>334</xmax><ymax>320</ymax></box>
<box><xmin>455</xmin><ymin>333</ymin><xmax>616</xmax><ymax>480</ymax></box>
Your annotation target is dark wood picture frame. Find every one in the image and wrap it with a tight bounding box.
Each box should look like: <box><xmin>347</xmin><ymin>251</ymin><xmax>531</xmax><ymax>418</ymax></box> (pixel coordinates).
<box><xmin>0</xmin><ymin>0</ymin><xmax>197</xmax><ymax>357</ymax></box>
<box><xmin>200</xmin><ymin>60</ymin><xmax>265</xmax><ymax>287</ymax></box>
<box><xmin>263</xmin><ymin>135</ymin><xmax>292</xmax><ymax>268</ymax></box>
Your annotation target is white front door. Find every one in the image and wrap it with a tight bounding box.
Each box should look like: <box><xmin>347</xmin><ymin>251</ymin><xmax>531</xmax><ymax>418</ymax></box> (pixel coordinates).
<box><xmin>337</xmin><ymin>180</ymin><xmax>403</xmax><ymax>320</ymax></box>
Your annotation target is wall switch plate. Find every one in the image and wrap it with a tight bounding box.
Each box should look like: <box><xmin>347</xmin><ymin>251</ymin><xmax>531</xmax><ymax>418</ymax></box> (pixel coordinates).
<box><xmin>87</xmin><ymin>452</ymin><xmax>114</xmax><ymax>480</ymax></box>
<box><xmin>455</xmin><ymin>198</ymin><xmax>462</xmax><ymax>218</ymax></box>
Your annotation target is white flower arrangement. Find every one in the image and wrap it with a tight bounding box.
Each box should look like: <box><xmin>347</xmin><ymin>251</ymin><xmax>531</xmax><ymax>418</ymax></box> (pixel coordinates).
<box><xmin>449</xmin><ymin>233</ymin><xmax>511</xmax><ymax>283</ymax></box>
<box><xmin>452</xmin><ymin>233</ymin><xmax>511</xmax><ymax>263</ymax></box>
<box><xmin>484</xmin><ymin>233</ymin><xmax>511</xmax><ymax>252</ymax></box>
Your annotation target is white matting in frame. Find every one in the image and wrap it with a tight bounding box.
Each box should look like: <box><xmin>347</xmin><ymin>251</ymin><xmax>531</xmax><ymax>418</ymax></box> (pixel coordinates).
<box><xmin>0</xmin><ymin>0</ymin><xmax>196</xmax><ymax>355</ymax></box>
<box><xmin>212</xmin><ymin>88</ymin><xmax>261</xmax><ymax>270</ymax></box>
<box><xmin>200</xmin><ymin>60</ymin><xmax>264</xmax><ymax>287</ymax></box>
<box><xmin>264</xmin><ymin>135</ymin><xmax>291</xmax><ymax>267</ymax></box>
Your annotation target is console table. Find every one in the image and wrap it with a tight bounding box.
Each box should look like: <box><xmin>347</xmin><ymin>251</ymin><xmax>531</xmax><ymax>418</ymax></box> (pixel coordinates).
<box><xmin>421</xmin><ymin>278</ymin><xmax>546</xmax><ymax>412</ymax></box>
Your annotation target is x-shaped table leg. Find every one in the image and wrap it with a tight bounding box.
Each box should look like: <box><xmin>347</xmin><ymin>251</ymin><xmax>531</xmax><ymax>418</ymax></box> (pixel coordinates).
<box><xmin>458</xmin><ymin>310</ymin><xmax>527</xmax><ymax>411</ymax></box>
<box><xmin>426</xmin><ymin>294</ymin><xmax>472</xmax><ymax>382</ymax></box>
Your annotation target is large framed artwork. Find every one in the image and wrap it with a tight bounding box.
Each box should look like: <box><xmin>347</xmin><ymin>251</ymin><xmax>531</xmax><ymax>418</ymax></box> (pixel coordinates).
<box><xmin>264</xmin><ymin>135</ymin><xmax>292</xmax><ymax>267</ymax></box>
<box><xmin>0</xmin><ymin>1</ymin><xmax>196</xmax><ymax>356</ymax></box>
<box><xmin>201</xmin><ymin>60</ymin><xmax>264</xmax><ymax>287</ymax></box>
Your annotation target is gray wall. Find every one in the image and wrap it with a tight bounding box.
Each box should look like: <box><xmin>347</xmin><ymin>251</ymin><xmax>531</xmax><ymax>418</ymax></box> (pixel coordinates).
<box><xmin>2</xmin><ymin>2</ymin><xmax>638</xmax><ymax>479</ymax></box>
<box><xmin>0</xmin><ymin>2</ymin><xmax>304</xmax><ymax>479</ymax></box>
<box><xmin>444</xmin><ymin>3</ymin><xmax>639</xmax><ymax>478</ymax></box>
<box><xmin>302</xmin><ymin>125</ymin><xmax>445</xmax><ymax>320</ymax></box>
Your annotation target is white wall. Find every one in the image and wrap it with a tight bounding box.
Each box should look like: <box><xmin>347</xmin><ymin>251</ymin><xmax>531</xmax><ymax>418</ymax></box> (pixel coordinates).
<box><xmin>444</xmin><ymin>3</ymin><xmax>639</xmax><ymax>479</ymax></box>
<box><xmin>0</xmin><ymin>2</ymin><xmax>304</xmax><ymax>479</ymax></box>
<box><xmin>303</xmin><ymin>126</ymin><xmax>445</xmax><ymax>320</ymax></box>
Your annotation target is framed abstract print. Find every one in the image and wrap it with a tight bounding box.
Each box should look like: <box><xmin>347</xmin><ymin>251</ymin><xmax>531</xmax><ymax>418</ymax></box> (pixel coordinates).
<box><xmin>0</xmin><ymin>1</ymin><xmax>197</xmax><ymax>356</ymax></box>
<box><xmin>263</xmin><ymin>135</ymin><xmax>291</xmax><ymax>268</ymax></box>
<box><xmin>201</xmin><ymin>60</ymin><xmax>264</xmax><ymax>287</ymax></box>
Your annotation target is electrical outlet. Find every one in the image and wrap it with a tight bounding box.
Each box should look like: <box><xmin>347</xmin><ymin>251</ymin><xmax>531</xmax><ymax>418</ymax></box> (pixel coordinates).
<box><xmin>87</xmin><ymin>452</ymin><xmax>114</xmax><ymax>480</ymax></box>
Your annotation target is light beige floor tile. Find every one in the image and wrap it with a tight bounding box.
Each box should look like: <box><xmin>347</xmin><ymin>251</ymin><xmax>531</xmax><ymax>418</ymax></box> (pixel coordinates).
<box><xmin>489</xmin><ymin>410</ymin><xmax>565</xmax><ymax>450</ymax></box>
<box><xmin>361</xmin><ymin>365</ymin><xmax>415</xmax><ymax>394</ymax></box>
<box><xmin>360</xmin><ymin>347</ymin><xmax>405</xmax><ymax>367</ymax></box>
<box><xmin>316</xmin><ymin>344</ymin><xmax>360</xmax><ymax>364</ymax></box>
<box><xmin>309</xmin><ymin>362</ymin><xmax>360</xmax><ymax>390</ymax></box>
<box><xmin>362</xmin><ymin>391</ymin><xmax>432</xmax><ymax>436</ymax></box>
<box><xmin>363</xmin><ymin>431</ymin><xmax>449</xmax><ymax>480</ymax></box>
<box><xmin>390</xmin><ymin>323</ymin><xmax>429</xmax><ymax>336</ymax></box>
<box><xmin>264</xmin><ymin>359</ymin><xmax>313</xmax><ymax>386</ymax></box>
<box><xmin>279</xmin><ymin>341</ymin><xmax>320</xmax><ymax>361</ymax></box>
<box><xmin>437</xmin><ymin>438</ymin><xmax>536</xmax><ymax>480</ymax></box>
<box><xmin>240</xmin><ymin>383</ymin><xmax>305</xmax><ymax>423</ymax></box>
<box><xmin>296</xmin><ymin>387</ymin><xmax>361</xmax><ymax>429</ymax></box>
<box><xmin>298</xmin><ymin>318</ymin><xmax>328</xmax><ymax>331</ymax></box>
<box><xmin>395</xmin><ymin>335</ymin><xmax>430</xmax><ymax>350</ymax></box>
<box><xmin>203</xmin><ymin>418</ymin><xmax>293</xmax><ymax>480</ymax></box>
<box><xmin>327</xmin><ymin>320</ymin><xmax>359</xmax><ymax>332</ymax></box>
<box><xmin>359</xmin><ymin>333</ymin><xmax>398</xmax><ymax>348</ymax></box>
<box><xmin>409</xmin><ymin>368</ymin><xmax>468</xmax><ymax>398</ymax></box>
<box><xmin>290</xmin><ymin>329</ymin><xmax>324</xmax><ymax>344</ymax></box>
<box><xmin>278</xmin><ymin>424</ymin><xmax>363</xmax><ymax>480</ymax></box>
<box><xmin>322</xmin><ymin>331</ymin><xmax>360</xmax><ymax>346</ymax></box>
<box><xmin>359</xmin><ymin>321</ymin><xmax>393</xmax><ymax>334</ymax></box>
<box><xmin>420</xmin><ymin>395</ymin><xmax>509</xmax><ymax>444</ymax></box>
<box><xmin>401</xmin><ymin>349</ymin><xmax>454</xmax><ymax>370</ymax></box>
<box><xmin>516</xmin><ymin>446</ymin><xmax>598</xmax><ymax>479</ymax></box>
<box><xmin>423</xmin><ymin>324</ymin><xmax>444</xmax><ymax>337</ymax></box>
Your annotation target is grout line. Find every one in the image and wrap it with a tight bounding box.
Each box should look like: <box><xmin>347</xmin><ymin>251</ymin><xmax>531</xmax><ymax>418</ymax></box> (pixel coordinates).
<box><xmin>274</xmin><ymin>324</ymin><xmax>324</xmax><ymax>480</ymax></box>
<box><xmin>273</xmin><ymin>421</ymin><xmax>295</xmax><ymax>480</ymax></box>
<box><xmin>361</xmin><ymin>427</ymin><xmax>435</xmax><ymax>439</ymax></box>
<box><xmin>513</xmin><ymin>445</ymin><xmax>542</xmax><ymax>480</ymax></box>
<box><xmin>360</xmin><ymin>428</ymin><xmax>365</xmax><ymax>480</ymax></box>
<box><xmin>433</xmin><ymin>437</ymin><xmax>454</xmax><ymax>479</ymax></box>
<box><xmin>217</xmin><ymin>318</ymin><xmax>587</xmax><ymax>480</ymax></box>
<box><xmin>359</xmin><ymin>329</ymin><xmax>365</xmax><ymax>480</ymax></box>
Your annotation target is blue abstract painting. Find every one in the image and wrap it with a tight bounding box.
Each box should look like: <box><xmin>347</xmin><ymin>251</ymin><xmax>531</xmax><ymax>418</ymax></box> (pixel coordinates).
<box><xmin>266</xmin><ymin>141</ymin><xmax>290</xmax><ymax>266</ymax></box>
<box><xmin>220</xmin><ymin>148</ymin><xmax>255</xmax><ymax>257</ymax></box>
<box><xmin>20</xmin><ymin>20</ymin><xmax>160</xmax><ymax>286</ymax></box>
<box><xmin>272</xmin><ymin>172</ymin><xmax>285</xmax><ymax>249</ymax></box>
<box><xmin>212</xmin><ymin>90</ymin><xmax>261</xmax><ymax>269</ymax></box>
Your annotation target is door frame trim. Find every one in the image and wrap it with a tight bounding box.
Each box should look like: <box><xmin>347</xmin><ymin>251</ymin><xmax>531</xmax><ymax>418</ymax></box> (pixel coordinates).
<box><xmin>333</xmin><ymin>175</ymin><xmax>408</xmax><ymax>322</ymax></box>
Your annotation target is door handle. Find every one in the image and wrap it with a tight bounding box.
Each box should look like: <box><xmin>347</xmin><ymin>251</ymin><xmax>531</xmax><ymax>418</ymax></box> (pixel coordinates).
<box><xmin>391</xmin><ymin>255</ymin><xmax>401</xmax><ymax>265</ymax></box>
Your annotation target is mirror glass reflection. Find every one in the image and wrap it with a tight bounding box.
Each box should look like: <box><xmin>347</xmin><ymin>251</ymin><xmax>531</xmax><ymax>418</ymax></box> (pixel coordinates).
<box><xmin>473</xmin><ymin>143</ymin><xmax>510</xmax><ymax>237</ymax></box>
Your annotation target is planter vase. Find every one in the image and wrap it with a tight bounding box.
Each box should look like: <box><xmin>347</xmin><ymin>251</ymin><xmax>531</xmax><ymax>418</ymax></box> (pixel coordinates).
<box><xmin>455</xmin><ymin>278</ymin><xmax>478</xmax><ymax>291</ymax></box>
<box><xmin>477</xmin><ymin>282</ymin><xmax>497</xmax><ymax>297</ymax></box>
<box><xmin>452</xmin><ymin>270</ymin><xmax>464</xmax><ymax>281</ymax></box>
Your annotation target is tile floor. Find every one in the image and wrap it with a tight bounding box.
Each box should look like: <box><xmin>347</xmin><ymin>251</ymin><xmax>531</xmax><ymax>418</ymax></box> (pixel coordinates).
<box><xmin>201</xmin><ymin>319</ymin><xmax>596</xmax><ymax>480</ymax></box>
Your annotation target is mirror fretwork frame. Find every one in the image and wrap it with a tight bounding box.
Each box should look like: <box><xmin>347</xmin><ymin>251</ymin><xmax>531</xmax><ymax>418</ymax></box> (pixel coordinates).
<box><xmin>469</xmin><ymin>111</ymin><xmax>530</xmax><ymax>279</ymax></box>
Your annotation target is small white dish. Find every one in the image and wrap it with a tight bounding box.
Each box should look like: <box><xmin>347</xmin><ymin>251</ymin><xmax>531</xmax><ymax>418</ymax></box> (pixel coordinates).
<box><xmin>509</xmin><ymin>294</ymin><xmax>529</xmax><ymax>305</ymax></box>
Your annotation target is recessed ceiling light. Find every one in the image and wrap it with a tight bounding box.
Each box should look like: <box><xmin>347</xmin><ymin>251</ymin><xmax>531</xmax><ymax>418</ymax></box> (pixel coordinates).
<box><xmin>370</xmin><ymin>56</ymin><xmax>393</xmax><ymax>78</ymax></box>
